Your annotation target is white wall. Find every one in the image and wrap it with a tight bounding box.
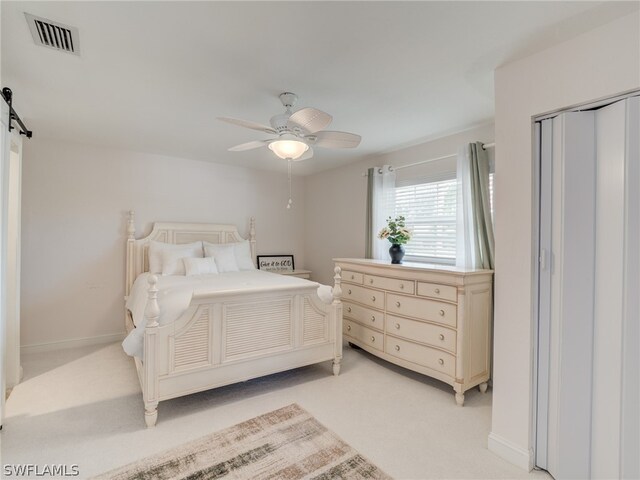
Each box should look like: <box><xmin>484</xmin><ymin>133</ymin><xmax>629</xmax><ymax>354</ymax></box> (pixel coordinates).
<box><xmin>304</xmin><ymin>123</ymin><xmax>494</xmax><ymax>285</ymax></box>
<box><xmin>20</xmin><ymin>138</ymin><xmax>306</xmax><ymax>348</ymax></box>
<box><xmin>490</xmin><ymin>11</ymin><xmax>640</xmax><ymax>469</ymax></box>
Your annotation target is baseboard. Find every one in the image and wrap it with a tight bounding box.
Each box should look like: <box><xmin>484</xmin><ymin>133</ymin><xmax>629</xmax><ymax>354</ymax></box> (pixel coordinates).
<box><xmin>488</xmin><ymin>432</ymin><xmax>534</xmax><ymax>471</ymax></box>
<box><xmin>21</xmin><ymin>332</ymin><xmax>126</xmax><ymax>355</ymax></box>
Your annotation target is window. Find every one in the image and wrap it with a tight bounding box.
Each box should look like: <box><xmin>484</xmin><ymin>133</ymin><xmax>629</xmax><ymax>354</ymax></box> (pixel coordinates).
<box><xmin>394</xmin><ymin>172</ymin><xmax>494</xmax><ymax>264</ymax></box>
<box><xmin>394</xmin><ymin>174</ymin><xmax>457</xmax><ymax>263</ymax></box>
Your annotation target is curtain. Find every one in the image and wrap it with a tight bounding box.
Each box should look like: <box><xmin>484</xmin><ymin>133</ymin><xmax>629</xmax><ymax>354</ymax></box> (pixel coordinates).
<box><xmin>365</xmin><ymin>168</ymin><xmax>375</xmax><ymax>259</ymax></box>
<box><xmin>456</xmin><ymin>142</ymin><xmax>494</xmax><ymax>269</ymax></box>
<box><xmin>365</xmin><ymin>165</ymin><xmax>396</xmax><ymax>260</ymax></box>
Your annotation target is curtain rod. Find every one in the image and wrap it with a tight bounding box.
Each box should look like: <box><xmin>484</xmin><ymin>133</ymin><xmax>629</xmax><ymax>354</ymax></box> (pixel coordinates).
<box><xmin>363</xmin><ymin>142</ymin><xmax>495</xmax><ymax>176</ymax></box>
<box><xmin>1</xmin><ymin>88</ymin><xmax>33</xmax><ymax>138</ymax></box>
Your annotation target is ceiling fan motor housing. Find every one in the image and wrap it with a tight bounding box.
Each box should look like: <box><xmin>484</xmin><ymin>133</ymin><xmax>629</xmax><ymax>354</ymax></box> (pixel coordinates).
<box><xmin>270</xmin><ymin>112</ymin><xmax>292</xmax><ymax>133</ymax></box>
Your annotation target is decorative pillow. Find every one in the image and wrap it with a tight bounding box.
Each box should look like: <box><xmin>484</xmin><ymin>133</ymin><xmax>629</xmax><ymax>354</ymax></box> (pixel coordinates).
<box><xmin>204</xmin><ymin>243</ymin><xmax>239</xmax><ymax>273</ymax></box>
<box><xmin>183</xmin><ymin>257</ymin><xmax>219</xmax><ymax>276</ymax></box>
<box><xmin>148</xmin><ymin>241</ymin><xmax>202</xmax><ymax>274</ymax></box>
<box><xmin>204</xmin><ymin>240</ymin><xmax>255</xmax><ymax>271</ymax></box>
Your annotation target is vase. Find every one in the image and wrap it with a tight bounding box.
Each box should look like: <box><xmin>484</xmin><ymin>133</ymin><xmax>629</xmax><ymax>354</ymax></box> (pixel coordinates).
<box><xmin>389</xmin><ymin>244</ymin><xmax>405</xmax><ymax>264</ymax></box>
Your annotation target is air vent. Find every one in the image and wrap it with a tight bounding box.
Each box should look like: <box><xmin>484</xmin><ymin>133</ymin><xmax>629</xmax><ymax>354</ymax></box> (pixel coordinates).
<box><xmin>25</xmin><ymin>13</ymin><xmax>79</xmax><ymax>55</ymax></box>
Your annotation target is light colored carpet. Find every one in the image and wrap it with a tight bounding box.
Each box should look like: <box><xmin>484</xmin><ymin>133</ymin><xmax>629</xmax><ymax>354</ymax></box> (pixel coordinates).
<box><xmin>2</xmin><ymin>342</ymin><xmax>550</xmax><ymax>479</ymax></box>
<box><xmin>94</xmin><ymin>403</ymin><xmax>391</xmax><ymax>480</ymax></box>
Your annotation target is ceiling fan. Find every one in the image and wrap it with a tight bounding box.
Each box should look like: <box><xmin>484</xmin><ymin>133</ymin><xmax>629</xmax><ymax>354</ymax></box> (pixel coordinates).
<box><xmin>218</xmin><ymin>92</ymin><xmax>361</xmax><ymax>162</ymax></box>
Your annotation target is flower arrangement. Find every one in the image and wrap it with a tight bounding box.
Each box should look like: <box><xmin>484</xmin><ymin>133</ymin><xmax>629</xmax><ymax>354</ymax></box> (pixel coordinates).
<box><xmin>378</xmin><ymin>215</ymin><xmax>412</xmax><ymax>245</ymax></box>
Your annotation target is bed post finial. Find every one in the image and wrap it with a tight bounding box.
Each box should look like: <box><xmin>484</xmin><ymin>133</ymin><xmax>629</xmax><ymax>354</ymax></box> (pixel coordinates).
<box><xmin>127</xmin><ymin>210</ymin><xmax>136</xmax><ymax>240</ymax></box>
<box><xmin>332</xmin><ymin>266</ymin><xmax>342</xmax><ymax>303</ymax></box>
<box><xmin>249</xmin><ymin>217</ymin><xmax>257</xmax><ymax>266</ymax></box>
<box><xmin>332</xmin><ymin>265</ymin><xmax>343</xmax><ymax>376</ymax></box>
<box><xmin>145</xmin><ymin>275</ymin><xmax>160</xmax><ymax>328</ymax></box>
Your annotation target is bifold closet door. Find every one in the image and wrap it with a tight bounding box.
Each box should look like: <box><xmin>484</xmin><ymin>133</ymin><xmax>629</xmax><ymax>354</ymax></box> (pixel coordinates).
<box><xmin>591</xmin><ymin>97</ymin><xmax>639</xmax><ymax>479</ymax></box>
<box><xmin>536</xmin><ymin>96</ymin><xmax>640</xmax><ymax>480</ymax></box>
<box><xmin>537</xmin><ymin>111</ymin><xmax>596</xmax><ymax>480</ymax></box>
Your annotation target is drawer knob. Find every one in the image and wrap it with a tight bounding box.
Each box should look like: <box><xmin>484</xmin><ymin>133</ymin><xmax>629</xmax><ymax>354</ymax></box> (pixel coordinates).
<box><xmin>370</xmin><ymin>279</ymin><xmax>374</xmax><ymax>284</ymax></box>
<box><xmin>347</xmin><ymin>307</ymin><xmax>352</xmax><ymax>313</ymax></box>
<box><xmin>439</xmin><ymin>309</ymin><xmax>445</xmax><ymax>316</ymax></box>
<box><xmin>371</xmin><ymin>315</ymin><xmax>376</xmax><ymax>322</ymax></box>
<box><xmin>439</xmin><ymin>334</ymin><xmax>445</xmax><ymax>340</ymax></box>
<box><xmin>371</xmin><ymin>336</ymin><xmax>375</xmax><ymax>342</ymax></box>
<box><xmin>439</xmin><ymin>358</ymin><xmax>444</xmax><ymax>365</ymax></box>
<box><xmin>395</xmin><ymin>345</ymin><xmax>400</xmax><ymax>351</ymax></box>
<box><xmin>395</xmin><ymin>323</ymin><xmax>400</xmax><ymax>329</ymax></box>
<box><xmin>347</xmin><ymin>325</ymin><xmax>351</xmax><ymax>331</ymax></box>
<box><xmin>400</xmin><ymin>284</ymin><xmax>404</xmax><ymax>289</ymax></box>
<box><xmin>371</xmin><ymin>296</ymin><xmax>376</xmax><ymax>301</ymax></box>
<box><xmin>348</xmin><ymin>289</ymin><xmax>352</xmax><ymax>295</ymax></box>
<box><xmin>396</xmin><ymin>301</ymin><xmax>401</xmax><ymax>308</ymax></box>
<box><xmin>435</xmin><ymin>288</ymin><xmax>440</xmax><ymax>294</ymax></box>
<box><xmin>351</xmin><ymin>275</ymin><xmax>355</xmax><ymax>280</ymax></box>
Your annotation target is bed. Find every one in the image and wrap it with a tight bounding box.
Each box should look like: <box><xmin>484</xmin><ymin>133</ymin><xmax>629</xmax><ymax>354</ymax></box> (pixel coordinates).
<box><xmin>123</xmin><ymin>212</ymin><xmax>343</xmax><ymax>427</ymax></box>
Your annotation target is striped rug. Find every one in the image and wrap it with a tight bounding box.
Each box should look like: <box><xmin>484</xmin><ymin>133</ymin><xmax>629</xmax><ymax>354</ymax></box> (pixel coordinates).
<box><xmin>94</xmin><ymin>404</ymin><xmax>391</xmax><ymax>479</ymax></box>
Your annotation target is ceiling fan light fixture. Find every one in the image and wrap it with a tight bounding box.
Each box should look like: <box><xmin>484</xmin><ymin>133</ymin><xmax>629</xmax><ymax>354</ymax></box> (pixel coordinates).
<box><xmin>268</xmin><ymin>136</ymin><xmax>309</xmax><ymax>160</ymax></box>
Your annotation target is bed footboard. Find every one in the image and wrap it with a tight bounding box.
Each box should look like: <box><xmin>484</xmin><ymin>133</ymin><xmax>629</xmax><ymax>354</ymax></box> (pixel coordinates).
<box><xmin>139</xmin><ymin>268</ymin><xmax>343</xmax><ymax>427</ymax></box>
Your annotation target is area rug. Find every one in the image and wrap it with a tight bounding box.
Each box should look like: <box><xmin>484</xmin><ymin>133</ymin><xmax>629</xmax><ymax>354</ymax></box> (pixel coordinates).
<box><xmin>94</xmin><ymin>404</ymin><xmax>391</xmax><ymax>480</ymax></box>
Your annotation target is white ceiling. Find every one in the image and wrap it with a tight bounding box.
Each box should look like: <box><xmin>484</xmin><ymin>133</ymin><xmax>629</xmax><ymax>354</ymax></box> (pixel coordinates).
<box><xmin>2</xmin><ymin>1</ymin><xmax>637</xmax><ymax>175</ymax></box>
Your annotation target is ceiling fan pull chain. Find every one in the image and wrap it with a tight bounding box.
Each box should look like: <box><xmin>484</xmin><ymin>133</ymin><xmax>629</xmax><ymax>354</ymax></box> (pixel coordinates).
<box><xmin>287</xmin><ymin>159</ymin><xmax>293</xmax><ymax>209</ymax></box>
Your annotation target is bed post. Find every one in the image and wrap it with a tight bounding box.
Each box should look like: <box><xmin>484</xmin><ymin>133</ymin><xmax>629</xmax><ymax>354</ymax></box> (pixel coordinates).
<box><xmin>249</xmin><ymin>216</ymin><xmax>257</xmax><ymax>265</ymax></box>
<box><xmin>125</xmin><ymin>210</ymin><xmax>136</xmax><ymax>299</ymax></box>
<box><xmin>332</xmin><ymin>266</ymin><xmax>343</xmax><ymax>376</ymax></box>
<box><xmin>143</xmin><ymin>275</ymin><xmax>160</xmax><ymax>428</ymax></box>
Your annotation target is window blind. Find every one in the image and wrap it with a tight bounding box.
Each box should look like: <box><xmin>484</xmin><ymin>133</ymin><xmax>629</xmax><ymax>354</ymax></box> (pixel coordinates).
<box><xmin>394</xmin><ymin>171</ymin><xmax>494</xmax><ymax>263</ymax></box>
<box><xmin>394</xmin><ymin>175</ymin><xmax>457</xmax><ymax>262</ymax></box>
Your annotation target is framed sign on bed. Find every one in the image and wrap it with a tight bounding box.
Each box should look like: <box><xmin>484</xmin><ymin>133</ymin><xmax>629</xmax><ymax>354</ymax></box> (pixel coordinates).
<box><xmin>257</xmin><ymin>255</ymin><xmax>295</xmax><ymax>272</ymax></box>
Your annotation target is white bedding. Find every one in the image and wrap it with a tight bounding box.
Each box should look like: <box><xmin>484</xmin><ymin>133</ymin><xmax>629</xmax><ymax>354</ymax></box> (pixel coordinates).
<box><xmin>123</xmin><ymin>270</ymin><xmax>333</xmax><ymax>358</ymax></box>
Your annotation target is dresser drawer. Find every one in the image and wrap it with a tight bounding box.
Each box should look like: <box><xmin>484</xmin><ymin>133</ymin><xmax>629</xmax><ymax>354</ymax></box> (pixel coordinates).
<box><xmin>385</xmin><ymin>336</ymin><xmax>455</xmax><ymax>377</ymax></box>
<box><xmin>417</xmin><ymin>282</ymin><xmax>457</xmax><ymax>303</ymax></box>
<box><xmin>342</xmin><ymin>284</ymin><xmax>385</xmax><ymax>310</ymax></box>
<box><xmin>386</xmin><ymin>314</ymin><xmax>456</xmax><ymax>353</ymax></box>
<box><xmin>363</xmin><ymin>274</ymin><xmax>415</xmax><ymax>295</ymax></box>
<box><xmin>343</xmin><ymin>270</ymin><xmax>364</xmax><ymax>284</ymax></box>
<box><xmin>386</xmin><ymin>293</ymin><xmax>457</xmax><ymax>328</ymax></box>
<box><xmin>343</xmin><ymin>301</ymin><xmax>384</xmax><ymax>331</ymax></box>
<box><xmin>344</xmin><ymin>319</ymin><xmax>383</xmax><ymax>352</ymax></box>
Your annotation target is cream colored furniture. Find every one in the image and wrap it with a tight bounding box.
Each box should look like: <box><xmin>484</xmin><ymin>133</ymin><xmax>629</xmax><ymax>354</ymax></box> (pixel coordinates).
<box><xmin>124</xmin><ymin>213</ymin><xmax>343</xmax><ymax>427</ymax></box>
<box><xmin>334</xmin><ymin>258</ymin><xmax>493</xmax><ymax>406</ymax></box>
<box><xmin>278</xmin><ymin>269</ymin><xmax>312</xmax><ymax>280</ymax></box>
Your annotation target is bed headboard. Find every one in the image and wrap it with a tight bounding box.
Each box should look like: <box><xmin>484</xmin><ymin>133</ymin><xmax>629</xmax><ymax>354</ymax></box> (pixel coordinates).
<box><xmin>125</xmin><ymin>211</ymin><xmax>256</xmax><ymax>297</ymax></box>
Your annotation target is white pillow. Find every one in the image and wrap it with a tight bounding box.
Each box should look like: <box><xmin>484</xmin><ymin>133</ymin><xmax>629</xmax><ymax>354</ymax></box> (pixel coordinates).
<box><xmin>148</xmin><ymin>241</ymin><xmax>202</xmax><ymax>274</ymax></box>
<box><xmin>161</xmin><ymin>250</ymin><xmax>186</xmax><ymax>276</ymax></box>
<box><xmin>204</xmin><ymin>240</ymin><xmax>255</xmax><ymax>271</ymax></box>
<box><xmin>233</xmin><ymin>240</ymin><xmax>256</xmax><ymax>270</ymax></box>
<box><xmin>183</xmin><ymin>257</ymin><xmax>219</xmax><ymax>276</ymax></box>
<box><xmin>204</xmin><ymin>243</ymin><xmax>239</xmax><ymax>273</ymax></box>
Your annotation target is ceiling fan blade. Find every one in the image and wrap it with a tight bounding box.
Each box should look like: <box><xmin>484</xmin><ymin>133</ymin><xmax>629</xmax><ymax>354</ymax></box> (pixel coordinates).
<box><xmin>287</xmin><ymin>107</ymin><xmax>332</xmax><ymax>134</ymax></box>
<box><xmin>294</xmin><ymin>147</ymin><xmax>314</xmax><ymax>162</ymax></box>
<box><xmin>218</xmin><ymin>117</ymin><xmax>277</xmax><ymax>134</ymax></box>
<box><xmin>228</xmin><ymin>140</ymin><xmax>269</xmax><ymax>152</ymax></box>
<box><xmin>309</xmin><ymin>131</ymin><xmax>361</xmax><ymax>149</ymax></box>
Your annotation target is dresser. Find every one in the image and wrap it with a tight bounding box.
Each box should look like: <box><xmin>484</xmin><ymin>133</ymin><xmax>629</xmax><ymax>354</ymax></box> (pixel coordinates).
<box><xmin>334</xmin><ymin>258</ymin><xmax>493</xmax><ymax>406</ymax></box>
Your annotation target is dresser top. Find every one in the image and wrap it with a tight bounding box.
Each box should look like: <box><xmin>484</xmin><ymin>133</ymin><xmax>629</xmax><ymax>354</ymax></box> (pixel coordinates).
<box><xmin>333</xmin><ymin>258</ymin><xmax>493</xmax><ymax>275</ymax></box>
